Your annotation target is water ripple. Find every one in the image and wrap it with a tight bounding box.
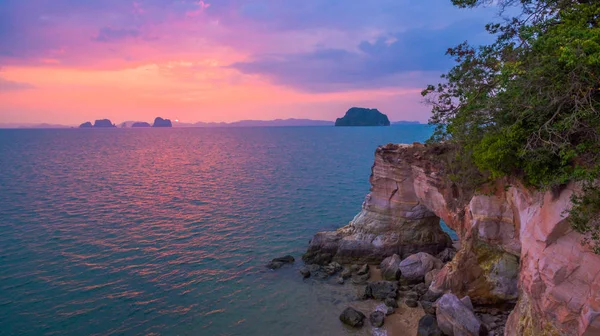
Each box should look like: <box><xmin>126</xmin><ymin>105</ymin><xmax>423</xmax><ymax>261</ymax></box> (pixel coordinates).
<box><xmin>0</xmin><ymin>126</ymin><xmax>433</xmax><ymax>336</ymax></box>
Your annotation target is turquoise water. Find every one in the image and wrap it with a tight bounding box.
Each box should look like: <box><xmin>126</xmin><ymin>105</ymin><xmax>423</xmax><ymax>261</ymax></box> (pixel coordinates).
<box><xmin>0</xmin><ymin>126</ymin><xmax>437</xmax><ymax>336</ymax></box>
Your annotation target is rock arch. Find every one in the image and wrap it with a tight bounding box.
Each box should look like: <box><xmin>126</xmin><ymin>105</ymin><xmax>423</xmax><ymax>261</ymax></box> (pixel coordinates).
<box><xmin>304</xmin><ymin>143</ymin><xmax>600</xmax><ymax>335</ymax></box>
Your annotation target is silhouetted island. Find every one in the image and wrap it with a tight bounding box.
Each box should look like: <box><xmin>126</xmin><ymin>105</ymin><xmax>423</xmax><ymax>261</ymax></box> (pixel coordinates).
<box><xmin>79</xmin><ymin>122</ymin><xmax>93</xmax><ymax>128</ymax></box>
<box><xmin>152</xmin><ymin>117</ymin><xmax>172</xmax><ymax>128</ymax></box>
<box><xmin>335</xmin><ymin>108</ymin><xmax>390</xmax><ymax>126</ymax></box>
<box><xmin>132</xmin><ymin>122</ymin><xmax>151</xmax><ymax>128</ymax></box>
<box><xmin>94</xmin><ymin>119</ymin><xmax>116</xmax><ymax>127</ymax></box>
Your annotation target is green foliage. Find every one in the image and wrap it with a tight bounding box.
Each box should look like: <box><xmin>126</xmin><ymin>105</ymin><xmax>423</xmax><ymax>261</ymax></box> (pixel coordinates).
<box><xmin>570</xmin><ymin>182</ymin><xmax>600</xmax><ymax>254</ymax></box>
<box><xmin>424</xmin><ymin>0</ymin><xmax>600</xmax><ymax>251</ymax></box>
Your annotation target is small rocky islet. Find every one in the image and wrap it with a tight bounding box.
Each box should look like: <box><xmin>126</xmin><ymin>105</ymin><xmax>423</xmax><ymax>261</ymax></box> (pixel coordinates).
<box><xmin>79</xmin><ymin>119</ymin><xmax>116</xmax><ymax>128</ymax></box>
<box><xmin>334</xmin><ymin>107</ymin><xmax>390</xmax><ymax>127</ymax></box>
<box><xmin>268</xmin><ymin>141</ymin><xmax>598</xmax><ymax>335</ymax></box>
<box><xmin>79</xmin><ymin>117</ymin><xmax>173</xmax><ymax>128</ymax></box>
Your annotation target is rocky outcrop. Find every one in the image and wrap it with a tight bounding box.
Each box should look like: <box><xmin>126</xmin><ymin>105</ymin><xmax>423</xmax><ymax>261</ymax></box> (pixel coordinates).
<box><xmin>152</xmin><ymin>117</ymin><xmax>172</xmax><ymax>127</ymax></box>
<box><xmin>266</xmin><ymin>255</ymin><xmax>295</xmax><ymax>269</ymax></box>
<box><xmin>305</xmin><ymin>143</ymin><xmax>600</xmax><ymax>335</ymax></box>
<box><xmin>303</xmin><ymin>145</ymin><xmax>452</xmax><ymax>265</ymax></box>
<box><xmin>334</xmin><ymin>107</ymin><xmax>391</xmax><ymax>126</ymax></box>
<box><xmin>131</xmin><ymin>122</ymin><xmax>151</xmax><ymax>127</ymax></box>
<box><xmin>79</xmin><ymin>121</ymin><xmax>93</xmax><ymax>128</ymax></box>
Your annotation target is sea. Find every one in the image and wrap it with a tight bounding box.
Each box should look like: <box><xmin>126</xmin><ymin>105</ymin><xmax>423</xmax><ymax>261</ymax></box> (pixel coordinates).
<box><xmin>0</xmin><ymin>125</ymin><xmax>452</xmax><ymax>336</ymax></box>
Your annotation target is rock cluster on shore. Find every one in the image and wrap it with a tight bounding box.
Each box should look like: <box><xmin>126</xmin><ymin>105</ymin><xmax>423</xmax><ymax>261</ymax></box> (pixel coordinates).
<box><xmin>301</xmin><ymin>142</ymin><xmax>600</xmax><ymax>335</ymax></box>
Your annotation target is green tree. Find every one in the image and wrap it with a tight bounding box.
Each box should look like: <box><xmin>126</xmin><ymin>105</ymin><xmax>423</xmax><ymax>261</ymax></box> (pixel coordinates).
<box><xmin>423</xmin><ymin>0</ymin><xmax>600</xmax><ymax>250</ymax></box>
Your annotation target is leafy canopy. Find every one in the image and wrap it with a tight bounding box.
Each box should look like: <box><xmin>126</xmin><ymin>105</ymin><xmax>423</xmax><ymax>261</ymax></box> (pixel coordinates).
<box><xmin>423</xmin><ymin>0</ymin><xmax>600</xmax><ymax>251</ymax></box>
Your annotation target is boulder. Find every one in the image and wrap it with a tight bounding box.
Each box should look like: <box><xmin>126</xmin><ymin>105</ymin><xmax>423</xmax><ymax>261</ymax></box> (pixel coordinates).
<box><xmin>460</xmin><ymin>296</ymin><xmax>474</xmax><ymax>311</ymax></box>
<box><xmin>339</xmin><ymin>307</ymin><xmax>366</xmax><ymax>328</ymax></box>
<box><xmin>267</xmin><ymin>255</ymin><xmax>295</xmax><ymax>269</ymax></box>
<box><xmin>399</xmin><ymin>252</ymin><xmax>443</xmax><ymax>282</ymax></box>
<box><xmin>405</xmin><ymin>299</ymin><xmax>419</xmax><ymax>308</ymax></box>
<box><xmin>421</xmin><ymin>290</ymin><xmax>443</xmax><ymax>303</ymax></box>
<box><xmin>421</xmin><ymin>300</ymin><xmax>436</xmax><ymax>315</ymax></box>
<box><xmin>436</xmin><ymin>294</ymin><xmax>486</xmax><ymax>336</ymax></box>
<box><xmin>418</xmin><ymin>314</ymin><xmax>443</xmax><ymax>336</ymax></box>
<box><xmin>369</xmin><ymin>311</ymin><xmax>385</xmax><ymax>328</ymax></box>
<box><xmin>364</xmin><ymin>281</ymin><xmax>398</xmax><ymax>300</ymax></box>
<box><xmin>273</xmin><ymin>255</ymin><xmax>295</xmax><ymax>263</ymax></box>
<box><xmin>299</xmin><ymin>267</ymin><xmax>311</xmax><ymax>278</ymax></box>
<box><xmin>356</xmin><ymin>264</ymin><xmax>370</xmax><ymax>276</ymax></box>
<box><xmin>379</xmin><ymin>254</ymin><xmax>402</xmax><ymax>280</ymax></box>
<box><xmin>437</xmin><ymin>248</ymin><xmax>457</xmax><ymax>263</ymax></box>
<box><xmin>384</xmin><ymin>297</ymin><xmax>398</xmax><ymax>308</ymax></box>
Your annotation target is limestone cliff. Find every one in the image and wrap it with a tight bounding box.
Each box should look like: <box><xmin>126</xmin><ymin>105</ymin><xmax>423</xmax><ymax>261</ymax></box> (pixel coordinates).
<box><xmin>305</xmin><ymin>143</ymin><xmax>600</xmax><ymax>335</ymax></box>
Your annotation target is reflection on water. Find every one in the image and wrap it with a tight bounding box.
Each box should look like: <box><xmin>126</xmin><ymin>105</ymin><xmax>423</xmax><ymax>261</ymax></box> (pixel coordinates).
<box><xmin>0</xmin><ymin>126</ymin><xmax>434</xmax><ymax>335</ymax></box>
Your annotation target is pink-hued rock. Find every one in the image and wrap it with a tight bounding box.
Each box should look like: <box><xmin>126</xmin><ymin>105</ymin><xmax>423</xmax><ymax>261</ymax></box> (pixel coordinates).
<box><xmin>304</xmin><ymin>143</ymin><xmax>600</xmax><ymax>335</ymax></box>
<box><xmin>399</xmin><ymin>252</ymin><xmax>443</xmax><ymax>282</ymax></box>
<box><xmin>436</xmin><ymin>294</ymin><xmax>485</xmax><ymax>336</ymax></box>
<box><xmin>302</xmin><ymin>145</ymin><xmax>452</xmax><ymax>265</ymax></box>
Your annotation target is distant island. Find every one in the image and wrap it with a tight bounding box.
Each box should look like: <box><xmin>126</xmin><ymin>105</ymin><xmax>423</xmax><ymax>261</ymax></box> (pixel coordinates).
<box><xmin>78</xmin><ymin>119</ymin><xmax>116</xmax><ymax>128</ymax></box>
<box><xmin>152</xmin><ymin>117</ymin><xmax>172</xmax><ymax>127</ymax></box>
<box><xmin>335</xmin><ymin>108</ymin><xmax>390</xmax><ymax>126</ymax></box>
<box><xmin>3</xmin><ymin>117</ymin><xmax>421</xmax><ymax>129</ymax></box>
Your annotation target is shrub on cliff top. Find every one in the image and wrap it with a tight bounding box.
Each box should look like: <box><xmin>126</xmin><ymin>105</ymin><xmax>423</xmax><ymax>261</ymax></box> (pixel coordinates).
<box><xmin>423</xmin><ymin>0</ymin><xmax>600</xmax><ymax>251</ymax></box>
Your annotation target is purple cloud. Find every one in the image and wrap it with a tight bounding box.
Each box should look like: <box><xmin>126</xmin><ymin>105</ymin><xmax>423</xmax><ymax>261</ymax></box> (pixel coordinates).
<box><xmin>94</xmin><ymin>27</ymin><xmax>140</xmax><ymax>42</ymax></box>
<box><xmin>0</xmin><ymin>0</ymin><xmax>499</xmax><ymax>91</ymax></box>
<box><xmin>0</xmin><ymin>77</ymin><xmax>35</xmax><ymax>91</ymax></box>
<box><xmin>230</xmin><ymin>20</ymin><xmax>491</xmax><ymax>92</ymax></box>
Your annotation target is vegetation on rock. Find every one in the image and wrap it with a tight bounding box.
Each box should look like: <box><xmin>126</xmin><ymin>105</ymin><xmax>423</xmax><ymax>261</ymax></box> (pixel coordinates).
<box><xmin>423</xmin><ymin>0</ymin><xmax>600</xmax><ymax>251</ymax></box>
<box><xmin>335</xmin><ymin>107</ymin><xmax>390</xmax><ymax>126</ymax></box>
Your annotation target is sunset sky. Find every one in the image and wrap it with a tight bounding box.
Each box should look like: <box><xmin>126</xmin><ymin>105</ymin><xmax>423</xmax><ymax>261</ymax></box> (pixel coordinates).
<box><xmin>0</xmin><ymin>0</ymin><xmax>496</xmax><ymax>125</ymax></box>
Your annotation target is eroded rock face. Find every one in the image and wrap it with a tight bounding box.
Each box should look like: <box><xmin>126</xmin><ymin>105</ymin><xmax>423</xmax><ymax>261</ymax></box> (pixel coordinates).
<box><xmin>303</xmin><ymin>146</ymin><xmax>452</xmax><ymax>264</ymax></box>
<box><xmin>305</xmin><ymin>143</ymin><xmax>600</xmax><ymax>335</ymax></box>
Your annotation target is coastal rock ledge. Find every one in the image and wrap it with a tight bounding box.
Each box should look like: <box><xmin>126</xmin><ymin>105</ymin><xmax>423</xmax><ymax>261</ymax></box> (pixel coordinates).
<box><xmin>304</xmin><ymin>143</ymin><xmax>600</xmax><ymax>335</ymax></box>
